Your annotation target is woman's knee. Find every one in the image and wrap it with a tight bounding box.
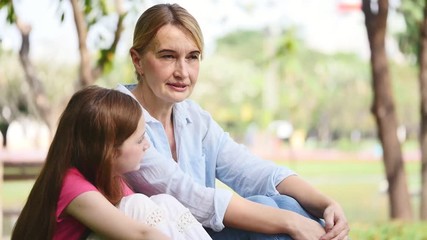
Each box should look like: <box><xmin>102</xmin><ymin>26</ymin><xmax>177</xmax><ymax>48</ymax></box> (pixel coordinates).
<box><xmin>271</xmin><ymin>195</ymin><xmax>322</xmax><ymax>223</ymax></box>
<box><xmin>271</xmin><ymin>195</ymin><xmax>301</xmax><ymax>210</ymax></box>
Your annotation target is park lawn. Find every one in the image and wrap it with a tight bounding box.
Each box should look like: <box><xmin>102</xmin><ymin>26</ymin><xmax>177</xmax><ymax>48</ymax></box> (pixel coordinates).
<box><xmin>277</xmin><ymin>159</ymin><xmax>426</xmax><ymax>239</ymax></box>
<box><xmin>2</xmin><ymin>159</ymin><xmax>426</xmax><ymax>239</ymax></box>
<box><xmin>287</xmin><ymin>160</ymin><xmax>421</xmax><ymax>219</ymax></box>
<box><xmin>350</xmin><ymin>221</ymin><xmax>427</xmax><ymax>239</ymax></box>
<box><xmin>2</xmin><ymin>180</ymin><xmax>34</xmax><ymax>209</ymax></box>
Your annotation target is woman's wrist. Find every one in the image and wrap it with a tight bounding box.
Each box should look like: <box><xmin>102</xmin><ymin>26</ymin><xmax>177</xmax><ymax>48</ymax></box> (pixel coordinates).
<box><xmin>279</xmin><ymin>209</ymin><xmax>302</xmax><ymax>234</ymax></box>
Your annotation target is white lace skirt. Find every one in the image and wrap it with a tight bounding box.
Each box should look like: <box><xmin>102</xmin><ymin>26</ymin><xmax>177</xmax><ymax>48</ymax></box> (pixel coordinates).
<box><xmin>87</xmin><ymin>193</ymin><xmax>212</xmax><ymax>240</ymax></box>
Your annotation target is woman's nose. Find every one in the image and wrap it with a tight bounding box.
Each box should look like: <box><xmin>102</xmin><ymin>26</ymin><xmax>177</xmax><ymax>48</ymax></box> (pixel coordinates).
<box><xmin>173</xmin><ymin>59</ymin><xmax>189</xmax><ymax>79</ymax></box>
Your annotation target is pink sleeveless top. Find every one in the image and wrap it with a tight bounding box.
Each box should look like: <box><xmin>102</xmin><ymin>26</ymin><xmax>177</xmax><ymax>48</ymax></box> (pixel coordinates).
<box><xmin>53</xmin><ymin>168</ymin><xmax>133</xmax><ymax>240</ymax></box>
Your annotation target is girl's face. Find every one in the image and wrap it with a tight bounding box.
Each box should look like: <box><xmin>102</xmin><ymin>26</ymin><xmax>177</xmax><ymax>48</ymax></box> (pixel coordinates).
<box><xmin>136</xmin><ymin>24</ymin><xmax>201</xmax><ymax>105</ymax></box>
<box><xmin>116</xmin><ymin>117</ymin><xmax>149</xmax><ymax>174</ymax></box>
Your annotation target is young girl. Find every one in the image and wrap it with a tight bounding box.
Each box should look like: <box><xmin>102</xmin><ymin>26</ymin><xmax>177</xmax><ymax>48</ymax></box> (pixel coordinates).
<box><xmin>11</xmin><ymin>85</ymin><xmax>211</xmax><ymax>240</ymax></box>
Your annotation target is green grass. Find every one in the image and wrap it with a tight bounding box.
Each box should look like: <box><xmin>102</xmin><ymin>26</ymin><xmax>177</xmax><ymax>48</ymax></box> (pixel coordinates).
<box><xmin>2</xmin><ymin>159</ymin><xmax>425</xmax><ymax>239</ymax></box>
<box><xmin>279</xmin><ymin>159</ymin><xmax>424</xmax><ymax>239</ymax></box>
<box><xmin>289</xmin><ymin>160</ymin><xmax>420</xmax><ymax>215</ymax></box>
<box><xmin>350</xmin><ymin>221</ymin><xmax>427</xmax><ymax>239</ymax></box>
<box><xmin>2</xmin><ymin>180</ymin><xmax>34</xmax><ymax>208</ymax></box>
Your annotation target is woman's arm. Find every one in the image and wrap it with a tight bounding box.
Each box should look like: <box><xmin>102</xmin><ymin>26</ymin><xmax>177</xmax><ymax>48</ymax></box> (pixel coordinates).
<box><xmin>223</xmin><ymin>194</ymin><xmax>326</xmax><ymax>240</ymax></box>
<box><xmin>66</xmin><ymin>191</ymin><xmax>171</xmax><ymax>240</ymax></box>
<box><xmin>276</xmin><ymin>175</ymin><xmax>350</xmax><ymax>240</ymax></box>
<box><xmin>125</xmin><ymin>146</ymin><xmax>232</xmax><ymax>231</ymax></box>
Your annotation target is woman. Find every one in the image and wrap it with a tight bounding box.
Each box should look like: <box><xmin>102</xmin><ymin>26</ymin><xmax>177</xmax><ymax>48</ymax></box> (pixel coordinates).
<box><xmin>121</xmin><ymin>3</ymin><xmax>350</xmax><ymax>240</ymax></box>
<box><xmin>11</xmin><ymin>85</ymin><xmax>211</xmax><ymax>240</ymax></box>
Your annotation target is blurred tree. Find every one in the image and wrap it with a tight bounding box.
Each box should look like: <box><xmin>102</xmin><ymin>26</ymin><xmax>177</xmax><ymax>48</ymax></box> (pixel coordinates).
<box><xmin>397</xmin><ymin>0</ymin><xmax>427</xmax><ymax>220</ymax></box>
<box><xmin>0</xmin><ymin>50</ymin><xmax>29</xmax><ymax>147</ymax></box>
<box><xmin>397</xmin><ymin>0</ymin><xmax>423</xmax><ymax>63</ymax></box>
<box><xmin>362</xmin><ymin>0</ymin><xmax>413</xmax><ymax>219</ymax></box>
<box><xmin>418</xmin><ymin>0</ymin><xmax>427</xmax><ymax>221</ymax></box>
<box><xmin>0</xmin><ymin>0</ymin><xmax>127</xmax><ymax>134</ymax></box>
<box><xmin>196</xmin><ymin>28</ymin><xmax>379</xmax><ymax>143</ymax></box>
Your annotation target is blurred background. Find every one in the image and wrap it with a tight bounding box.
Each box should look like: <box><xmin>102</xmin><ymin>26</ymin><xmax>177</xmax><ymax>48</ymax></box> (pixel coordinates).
<box><xmin>1</xmin><ymin>0</ymin><xmax>426</xmax><ymax>239</ymax></box>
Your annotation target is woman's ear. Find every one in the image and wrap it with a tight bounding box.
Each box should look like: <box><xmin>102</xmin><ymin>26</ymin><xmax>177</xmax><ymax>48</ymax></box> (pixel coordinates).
<box><xmin>130</xmin><ymin>48</ymin><xmax>143</xmax><ymax>75</ymax></box>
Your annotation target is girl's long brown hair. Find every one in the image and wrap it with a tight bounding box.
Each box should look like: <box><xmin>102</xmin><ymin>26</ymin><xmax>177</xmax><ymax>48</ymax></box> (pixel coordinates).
<box><xmin>11</xmin><ymin>85</ymin><xmax>142</xmax><ymax>240</ymax></box>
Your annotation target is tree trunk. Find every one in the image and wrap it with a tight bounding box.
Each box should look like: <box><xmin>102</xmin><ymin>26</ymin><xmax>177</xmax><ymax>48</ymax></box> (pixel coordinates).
<box><xmin>0</xmin><ymin>122</ymin><xmax>9</xmax><ymax>147</ymax></box>
<box><xmin>16</xmin><ymin>20</ymin><xmax>54</xmax><ymax>130</ymax></box>
<box><xmin>70</xmin><ymin>0</ymin><xmax>93</xmax><ymax>88</ymax></box>
<box><xmin>419</xmin><ymin>0</ymin><xmax>427</xmax><ymax>220</ymax></box>
<box><xmin>362</xmin><ymin>0</ymin><xmax>413</xmax><ymax>219</ymax></box>
<box><xmin>3</xmin><ymin>0</ymin><xmax>125</xmax><ymax>137</ymax></box>
<box><xmin>69</xmin><ymin>0</ymin><xmax>126</xmax><ymax>89</ymax></box>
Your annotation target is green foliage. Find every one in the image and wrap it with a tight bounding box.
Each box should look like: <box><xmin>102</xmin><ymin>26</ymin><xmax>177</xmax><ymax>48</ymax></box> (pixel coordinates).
<box><xmin>350</xmin><ymin>221</ymin><xmax>427</xmax><ymax>240</ymax></box>
<box><xmin>0</xmin><ymin>0</ymin><xmax>16</xmax><ymax>23</ymax></box>
<box><xmin>0</xmin><ymin>51</ymin><xmax>28</xmax><ymax>123</ymax></box>
<box><xmin>100</xmin><ymin>57</ymin><xmax>137</xmax><ymax>87</ymax></box>
<box><xmin>197</xmin><ymin>28</ymin><xmax>394</xmax><ymax>143</ymax></box>
<box><xmin>0</xmin><ymin>49</ymin><xmax>80</xmax><ymax>125</ymax></box>
<box><xmin>0</xmin><ymin>0</ymin><xmax>134</xmax><ymax>130</ymax></box>
<box><xmin>0</xmin><ymin>1</ymin><xmax>421</xmax><ymax>148</ymax></box>
<box><xmin>274</xmin><ymin>27</ymin><xmax>300</xmax><ymax>60</ymax></box>
<box><xmin>195</xmin><ymin>53</ymin><xmax>264</xmax><ymax>136</ymax></box>
<box><xmin>83</xmin><ymin>0</ymin><xmax>109</xmax><ymax>27</ymax></box>
<box><xmin>215</xmin><ymin>30</ymin><xmax>266</xmax><ymax>63</ymax></box>
<box><xmin>390</xmin><ymin>61</ymin><xmax>420</xmax><ymax>138</ymax></box>
<box><xmin>396</xmin><ymin>0</ymin><xmax>424</xmax><ymax>63</ymax></box>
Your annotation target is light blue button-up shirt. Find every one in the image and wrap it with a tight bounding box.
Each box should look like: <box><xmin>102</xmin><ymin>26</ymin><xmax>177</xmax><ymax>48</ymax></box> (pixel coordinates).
<box><xmin>118</xmin><ymin>84</ymin><xmax>295</xmax><ymax>231</ymax></box>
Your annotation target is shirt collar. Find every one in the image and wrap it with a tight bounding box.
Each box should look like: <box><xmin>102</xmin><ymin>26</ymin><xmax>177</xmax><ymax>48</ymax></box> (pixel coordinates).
<box><xmin>173</xmin><ymin>102</ymin><xmax>192</xmax><ymax>127</ymax></box>
<box><xmin>116</xmin><ymin>83</ymin><xmax>192</xmax><ymax>126</ymax></box>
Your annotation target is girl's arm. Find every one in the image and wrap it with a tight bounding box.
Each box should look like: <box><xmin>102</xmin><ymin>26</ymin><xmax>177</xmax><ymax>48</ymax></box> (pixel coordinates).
<box><xmin>276</xmin><ymin>175</ymin><xmax>350</xmax><ymax>240</ymax></box>
<box><xmin>66</xmin><ymin>191</ymin><xmax>171</xmax><ymax>240</ymax></box>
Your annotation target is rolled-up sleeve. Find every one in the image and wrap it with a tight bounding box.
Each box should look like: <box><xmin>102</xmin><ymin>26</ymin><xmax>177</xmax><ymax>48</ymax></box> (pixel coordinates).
<box><xmin>125</xmin><ymin>145</ymin><xmax>232</xmax><ymax>231</ymax></box>
<box><xmin>207</xmin><ymin>119</ymin><xmax>296</xmax><ymax>198</ymax></box>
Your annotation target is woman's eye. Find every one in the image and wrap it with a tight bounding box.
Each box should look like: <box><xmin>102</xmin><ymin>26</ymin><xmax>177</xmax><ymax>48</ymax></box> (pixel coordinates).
<box><xmin>187</xmin><ymin>54</ymin><xmax>200</xmax><ymax>61</ymax></box>
<box><xmin>162</xmin><ymin>55</ymin><xmax>175</xmax><ymax>59</ymax></box>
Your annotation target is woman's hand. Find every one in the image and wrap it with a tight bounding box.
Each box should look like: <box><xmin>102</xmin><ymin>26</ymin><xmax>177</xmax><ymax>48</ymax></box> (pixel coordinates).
<box><xmin>320</xmin><ymin>202</ymin><xmax>349</xmax><ymax>240</ymax></box>
<box><xmin>276</xmin><ymin>176</ymin><xmax>350</xmax><ymax>239</ymax></box>
<box><xmin>288</xmin><ymin>212</ymin><xmax>326</xmax><ymax>240</ymax></box>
